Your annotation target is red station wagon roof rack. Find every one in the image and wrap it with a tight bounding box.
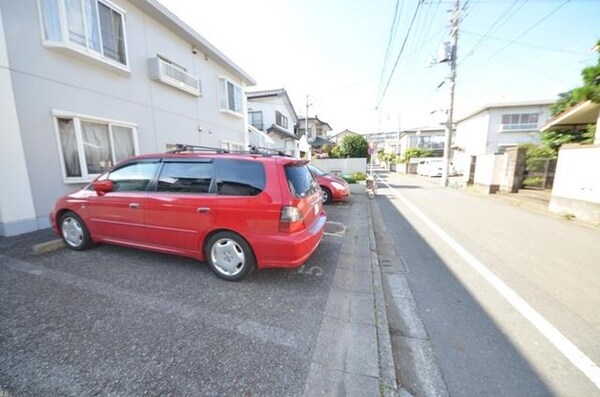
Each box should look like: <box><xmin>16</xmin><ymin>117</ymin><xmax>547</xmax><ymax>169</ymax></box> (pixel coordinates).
<box><xmin>168</xmin><ymin>143</ymin><xmax>293</xmax><ymax>157</ymax></box>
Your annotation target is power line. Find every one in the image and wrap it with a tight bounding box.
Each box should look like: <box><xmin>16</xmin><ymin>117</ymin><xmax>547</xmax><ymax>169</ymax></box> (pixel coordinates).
<box><xmin>461</xmin><ymin>29</ymin><xmax>592</xmax><ymax>55</ymax></box>
<box><xmin>470</xmin><ymin>0</ymin><xmax>571</xmax><ymax>69</ymax></box>
<box><xmin>379</xmin><ymin>0</ymin><xmax>402</xmax><ymax>87</ymax></box>
<box><xmin>459</xmin><ymin>0</ymin><xmax>528</xmax><ymax>66</ymax></box>
<box><xmin>376</xmin><ymin>0</ymin><xmax>425</xmax><ymax>109</ymax></box>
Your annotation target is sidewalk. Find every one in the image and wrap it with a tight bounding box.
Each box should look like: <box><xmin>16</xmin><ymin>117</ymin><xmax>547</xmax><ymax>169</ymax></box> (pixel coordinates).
<box><xmin>390</xmin><ymin>170</ymin><xmax>600</xmax><ymax>230</ymax></box>
<box><xmin>303</xmin><ymin>189</ymin><xmax>401</xmax><ymax>397</ymax></box>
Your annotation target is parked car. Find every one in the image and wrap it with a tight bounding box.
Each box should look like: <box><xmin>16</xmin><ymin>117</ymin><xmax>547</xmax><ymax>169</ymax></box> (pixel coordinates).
<box><xmin>417</xmin><ymin>158</ymin><xmax>457</xmax><ymax>177</ymax></box>
<box><xmin>308</xmin><ymin>164</ymin><xmax>350</xmax><ymax>204</ymax></box>
<box><xmin>50</xmin><ymin>145</ymin><xmax>327</xmax><ymax>281</ymax></box>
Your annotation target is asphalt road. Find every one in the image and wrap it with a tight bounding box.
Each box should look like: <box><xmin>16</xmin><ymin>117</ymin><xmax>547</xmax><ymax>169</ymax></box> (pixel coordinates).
<box><xmin>373</xmin><ymin>171</ymin><xmax>600</xmax><ymax>397</ymax></box>
<box><xmin>0</xmin><ymin>202</ymin><xmax>352</xmax><ymax>396</ymax></box>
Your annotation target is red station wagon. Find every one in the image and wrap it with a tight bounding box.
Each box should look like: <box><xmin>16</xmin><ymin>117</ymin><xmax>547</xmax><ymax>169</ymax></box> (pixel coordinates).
<box><xmin>50</xmin><ymin>145</ymin><xmax>327</xmax><ymax>281</ymax></box>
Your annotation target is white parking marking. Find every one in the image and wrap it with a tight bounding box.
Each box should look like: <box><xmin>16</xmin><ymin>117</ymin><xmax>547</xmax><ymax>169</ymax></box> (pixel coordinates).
<box><xmin>324</xmin><ymin>221</ymin><xmax>347</xmax><ymax>237</ymax></box>
<box><xmin>375</xmin><ymin>174</ymin><xmax>600</xmax><ymax>390</ymax></box>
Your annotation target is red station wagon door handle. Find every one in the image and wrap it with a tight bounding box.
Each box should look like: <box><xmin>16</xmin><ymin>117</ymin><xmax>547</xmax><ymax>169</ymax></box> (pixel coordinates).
<box><xmin>129</xmin><ymin>203</ymin><xmax>140</xmax><ymax>209</ymax></box>
<box><xmin>197</xmin><ymin>207</ymin><xmax>210</xmax><ymax>214</ymax></box>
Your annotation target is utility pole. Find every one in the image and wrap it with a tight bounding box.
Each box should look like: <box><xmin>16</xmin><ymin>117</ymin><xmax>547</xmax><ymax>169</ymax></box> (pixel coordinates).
<box><xmin>441</xmin><ymin>0</ymin><xmax>459</xmax><ymax>187</ymax></box>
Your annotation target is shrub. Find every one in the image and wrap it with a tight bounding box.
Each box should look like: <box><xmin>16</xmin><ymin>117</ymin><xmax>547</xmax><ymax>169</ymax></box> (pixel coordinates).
<box><xmin>341</xmin><ymin>175</ymin><xmax>357</xmax><ymax>184</ymax></box>
<box><xmin>401</xmin><ymin>148</ymin><xmax>434</xmax><ymax>163</ymax></box>
<box><xmin>518</xmin><ymin>143</ymin><xmax>557</xmax><ymax>169</ymax></box>
<box><xmin>522</xmin><ymin>176</ymin><xmax>543</xmax><ymax>187</ymax></box>
<box><xmin>352</xmin><ymin>172</ymin><xmax>367</xmax><ymax>181</ymax></box>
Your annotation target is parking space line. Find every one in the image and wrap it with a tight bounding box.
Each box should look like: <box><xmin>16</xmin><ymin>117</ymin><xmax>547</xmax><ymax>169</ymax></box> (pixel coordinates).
<box><xmin>324</xmin><ymin>221</ymin><xmax>347</xmax><ymax>238</ymax></box>
<box><xmin>375</xmin><ymin>174</ymin><xmax>600</xmax><ymax>390</ymax></box>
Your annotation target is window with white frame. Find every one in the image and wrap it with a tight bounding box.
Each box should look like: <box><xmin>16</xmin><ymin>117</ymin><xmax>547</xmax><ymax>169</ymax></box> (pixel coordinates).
<box><xmin>248</xmin><ymin>111</ymin><xmax>263</xmax><ymax>130</ymax></box>
<box><xmin>54</xmin><ymin>113</ymin><xmax>138</xmax><ymax>182</ymax></box>
<box><xmin>500</xmin><ymin>113</ymin><xmax>539</xmax><ymax>131</ymax></box>
<box><xmin>221</xmin><ymin>141</ymin><xmax>245</xmax><ymax>152</ymax></box>
<box><xmin>218</xmin><ymin>77</ymin><xmax>243</xmax><ymax>115</ymax></box>
<box><xmin>39</xmin><ymin>0</ymin><xmax>128</xmax><ymax>67</ymax></box>
<box><xmin>275</xmin><ymin>111</ymin><xmax>288</xmax><ymax>129</ymax></box>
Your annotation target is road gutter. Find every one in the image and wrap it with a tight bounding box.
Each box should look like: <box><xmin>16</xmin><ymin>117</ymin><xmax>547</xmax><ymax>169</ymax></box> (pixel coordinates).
<box><xmin>370</xmin><ymin>190</ymin><xmax>449</xmax><ymax>397</ymax></box>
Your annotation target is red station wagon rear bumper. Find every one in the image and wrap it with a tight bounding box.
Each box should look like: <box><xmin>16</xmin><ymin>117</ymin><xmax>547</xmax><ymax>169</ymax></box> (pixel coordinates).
<box><xmin>251</xmin><ymin>214</ymin><xmax>327</xmax><ymax>269</ymax></box>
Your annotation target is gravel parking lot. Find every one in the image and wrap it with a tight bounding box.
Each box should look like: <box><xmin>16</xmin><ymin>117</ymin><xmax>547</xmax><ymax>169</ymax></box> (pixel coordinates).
<box><xmin>0</xmin><ymin>203</ymin><xmax>353</xmax><ymax>396</ymax></box>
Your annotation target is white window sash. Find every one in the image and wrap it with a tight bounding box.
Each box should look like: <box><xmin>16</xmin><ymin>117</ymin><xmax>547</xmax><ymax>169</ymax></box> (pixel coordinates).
<box><xmin>217</xmin><ymin>76</ymin><xmax>243</xmax><ymax>116</ymax></box>
<box><xmin>38</xmin><ymin>0</ymin><xmax>129</xmax><ymax>67</ymax></box>
<box><xmin>53</xmin><ymin>111</ymin><xmax>138</xmax><ymax>183</ymax></box>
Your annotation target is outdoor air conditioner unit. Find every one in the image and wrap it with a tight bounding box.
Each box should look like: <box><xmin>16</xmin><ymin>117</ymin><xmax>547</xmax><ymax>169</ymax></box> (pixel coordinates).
<box><xmin>149</xmin><ymin>57</ymin><xmax>201</xmax><ymax>97</ymax></box>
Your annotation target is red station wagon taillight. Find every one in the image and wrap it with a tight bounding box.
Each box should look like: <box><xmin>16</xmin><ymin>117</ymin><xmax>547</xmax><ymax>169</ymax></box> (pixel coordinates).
<box><xmin>279</xmin><ymin>206</ymin><xmax>305</xmax><ymax>233</ymax></box>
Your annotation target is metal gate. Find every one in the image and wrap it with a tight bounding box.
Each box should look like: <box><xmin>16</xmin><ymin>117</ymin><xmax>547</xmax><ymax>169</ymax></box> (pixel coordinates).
<box><xmin>522</xmin><ymin>158</ymin><xmax>557</xmax><ymax>190</ymax></box>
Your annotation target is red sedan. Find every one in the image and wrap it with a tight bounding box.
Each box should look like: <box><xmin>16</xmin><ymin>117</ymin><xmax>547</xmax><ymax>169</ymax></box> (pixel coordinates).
<box><xmin>308</xmin><ymin>164</ymin><xmax>350</xmax><ymax>204</ymax></box>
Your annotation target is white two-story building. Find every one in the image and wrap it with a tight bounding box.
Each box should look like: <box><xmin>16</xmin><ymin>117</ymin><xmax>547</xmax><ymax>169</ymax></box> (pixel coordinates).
<box><xmin>453</xmin><ymin>100</ymin><xmax>554</xmax><ymax>174</ymax></box>
<box><xmin>0</xmin><ymin>0</ymin><xmax>256</xmax><ymax>236</ymax></box>
<box><xmin>247</xmin><ymin>88</ymin><xmax>298</xmax><ymax>156</ymax></box>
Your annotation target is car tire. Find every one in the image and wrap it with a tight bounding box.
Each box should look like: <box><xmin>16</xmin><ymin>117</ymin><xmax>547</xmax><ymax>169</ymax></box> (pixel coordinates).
<box><xmin>59</xmin><ymin>211</ymin><xmax>93</xmax><ymax>251</ymax></box>
<box><xmin>321</xmin><ymin>187</ymin><xmax>333</xmax><ymax>204</ymax></box>
<box><xmin>205</xmin><ymin>231</ymin><xmax>256</xmax><ymax>281</ymax></box>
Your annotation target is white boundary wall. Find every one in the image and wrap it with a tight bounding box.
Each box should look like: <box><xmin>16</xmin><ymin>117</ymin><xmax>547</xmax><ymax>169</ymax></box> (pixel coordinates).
<box><xmin>474</xmin><ymin>154</ymin><xmax>504</xmax><ymax>187</ymax></box>
<box><xmin>549</xmin><ymin>144</ymin><xmax>600</xmax><ymax>223</ymax></box>
<box><xmin>312</xmin><ymin>158</ymin><xmax>368</xmax><ymax>175</ymax></box>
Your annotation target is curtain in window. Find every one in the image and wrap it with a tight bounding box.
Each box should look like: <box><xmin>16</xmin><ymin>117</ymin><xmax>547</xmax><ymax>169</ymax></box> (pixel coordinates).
<box><xmin>218</xmin><ymin>79</ymin><xmax>227</xmax><ymax>110</ymax></box>
<box><xmin>58</xmin><ymin>118</ymin><xmax>81</xmax><ymax>177</ymax></box>
<box><xmin>65</xmin><ymin>0</ymin><xmax>86</xmax><ymax>46</ymax></box>
<box><xmin>227</xmin><ymin>82</ymin><xmax>235</xmax><ymax>112</ymax></box>
<box><xmin>99</xmin><ymin>3</ymin><xmax>125</xmax><ymax>64</ymax></box>
<box><xmin>81</xmin><ymin>121</ymin><xmax>112</xmax><ymax>174</ymax></box>
<box><xmin>41</xmin><ymin>0</ymin><xmax>62</xmax><ymax>41</ymax></box>
<box><xmin>84</xmin><ymin>0</ymin><xmax>101</xmax><ymax>52</ymax></box>
<box><xmin>112</xmin><ymin>125</ymin><xmax>134</xmax><ymax>163</ymax></box>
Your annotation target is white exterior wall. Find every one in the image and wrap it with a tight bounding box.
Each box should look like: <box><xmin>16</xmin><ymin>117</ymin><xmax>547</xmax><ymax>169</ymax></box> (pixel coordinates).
<box><xmin>0</xmin><ymin>0</ymin><xmax>251</xmax><ymax>235</ymax></box>
<box><xmin>455</xmin><ymin>113</ymin><xmax>489</xmax><ymax>155</ymax></box>
<box><xmin>485</xmin><ymin>105</ymin><xmax>552</xmax><ymax>153</ymax></box>
<box><xmin>0</xmin><ymin>7</ymin><xmax>38</xmax><ymax>236</ymax></box>
<box><xmin>454</xmin><ymin>113</ymin><xmax>489</xmax><ymax>174</ymax></box>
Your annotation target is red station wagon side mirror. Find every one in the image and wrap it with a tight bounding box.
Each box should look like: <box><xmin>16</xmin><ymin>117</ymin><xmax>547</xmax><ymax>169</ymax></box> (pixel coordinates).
<box><xmin>92</xmin><ymin>180</ymin><xmax>114</xmax><ymax>196</ymax></box>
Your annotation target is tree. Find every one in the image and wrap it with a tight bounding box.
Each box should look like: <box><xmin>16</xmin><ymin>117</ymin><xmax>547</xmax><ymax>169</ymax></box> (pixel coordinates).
<box><xmin>542</xmin><ymin>40</ymin><xmax>599</xmax><ymax>150</ymax></box>
<box><xmin>340</xmin><ymin>134</ymin><xmax>369</xmax><ymax>158</ymax></box>
<box><xmin>551</xmin><ymin>39</ymin><xmax>600</xmax><ymax>116</ymax></box>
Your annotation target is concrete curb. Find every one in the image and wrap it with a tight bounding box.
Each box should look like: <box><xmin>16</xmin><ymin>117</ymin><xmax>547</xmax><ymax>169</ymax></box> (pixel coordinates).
<box><xmin>367</xmin><ymin>199</ymin><xmax>401</xmax><ymax>397</ymax></box>
<box><xmin>370</xmin><ymin>183</ymin><xmax>450</xmax><ymax>397</ymax></box>
<box><xmin>32</xmin><ymin>239</ymin><xmax>65</xmax><ymax>255</ymax></box>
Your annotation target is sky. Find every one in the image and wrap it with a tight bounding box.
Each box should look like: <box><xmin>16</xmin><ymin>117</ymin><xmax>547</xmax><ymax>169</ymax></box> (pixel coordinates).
<box><xmin>157</xmin><ymin>0</ymin><xmax>600</xmax><ymax>134</ymax></box>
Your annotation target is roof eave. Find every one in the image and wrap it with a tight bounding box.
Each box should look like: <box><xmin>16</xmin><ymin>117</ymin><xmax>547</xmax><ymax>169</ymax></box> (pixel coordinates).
<box><xmin>456</xmin><ymin>100</ymin><xmax>555</xmax><ymax>123</ymax></box>
<box><xmin>540</xmin><ymin>100</ymin><xmax>600</xmax><ymax>132</ymax></box>
<box><xmin>133</xmin><ymin>0</ymin><xmax>256</xmax><ymax>86</ymax></box>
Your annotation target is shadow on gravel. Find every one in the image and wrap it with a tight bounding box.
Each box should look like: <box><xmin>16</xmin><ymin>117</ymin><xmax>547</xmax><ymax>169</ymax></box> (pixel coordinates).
<box><xmin>374</xmin><ymin>194</ymin><xmax>553</xmax><ymax>397</ymax></box>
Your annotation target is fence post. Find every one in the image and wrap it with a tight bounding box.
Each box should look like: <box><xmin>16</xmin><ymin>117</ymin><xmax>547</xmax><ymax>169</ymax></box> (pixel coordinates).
<box><xmin>542</xmin><ymin>159</ymin><xmax>550</xmax><ymax>190</ymax></box>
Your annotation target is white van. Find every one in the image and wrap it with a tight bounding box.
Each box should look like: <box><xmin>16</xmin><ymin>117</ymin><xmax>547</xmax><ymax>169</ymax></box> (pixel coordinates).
<box><xmin>417</xmin><ymin>158</ymin><xmax>457</xmax><ymax>177</ymax></box>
